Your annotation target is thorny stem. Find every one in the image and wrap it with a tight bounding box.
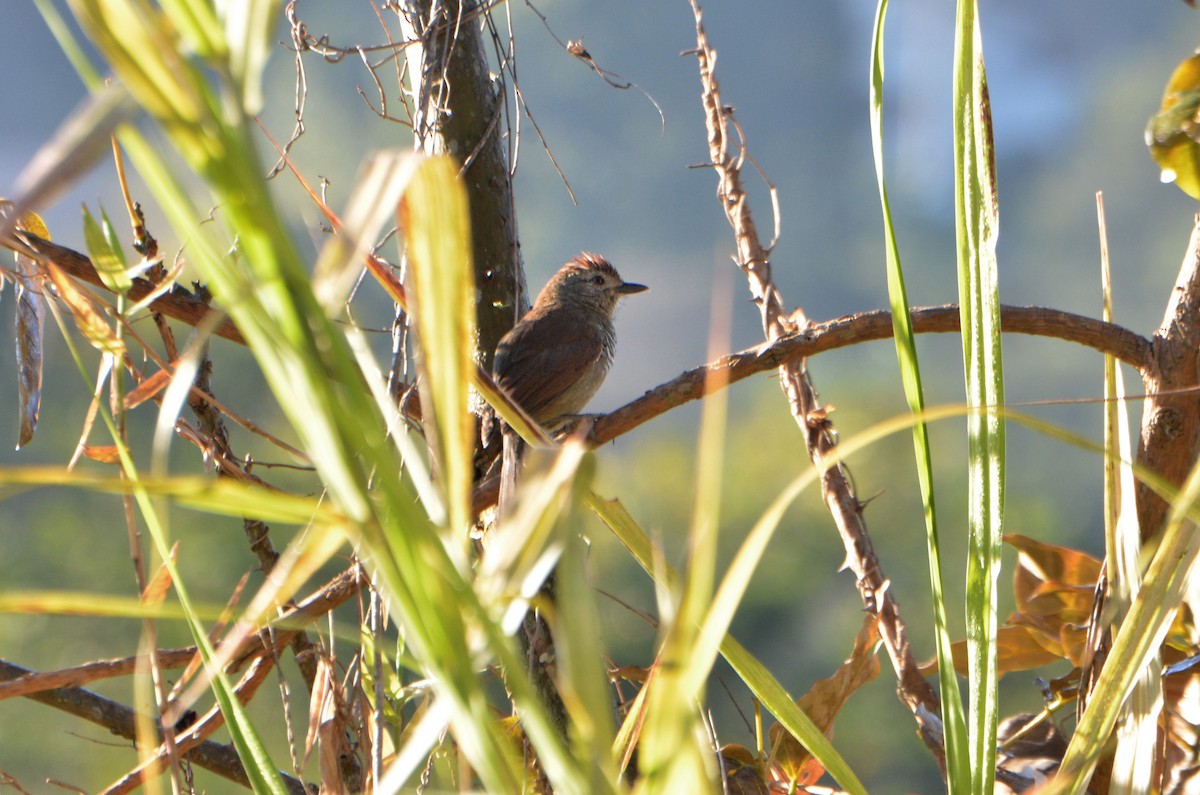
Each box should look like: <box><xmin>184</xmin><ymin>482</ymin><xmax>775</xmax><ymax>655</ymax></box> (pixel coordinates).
<box><xmin>686</xmin><ymin>0</ymin><xmax>946</xmax><ymax>771</ymax></box>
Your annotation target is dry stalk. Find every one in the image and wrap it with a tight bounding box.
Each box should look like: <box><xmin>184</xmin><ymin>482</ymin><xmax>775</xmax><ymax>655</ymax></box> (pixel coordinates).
<box><xmin>686</xmin><ymin>0</ymin><xmax>945</xmax><ymax>768</ymax></box>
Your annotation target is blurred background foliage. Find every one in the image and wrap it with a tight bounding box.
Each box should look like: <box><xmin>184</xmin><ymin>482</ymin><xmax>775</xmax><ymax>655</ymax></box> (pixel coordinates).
<box><xmin>1</xmin><ymin>1</ymin><xmax>1197</xmax><ymax>792</ymax></box>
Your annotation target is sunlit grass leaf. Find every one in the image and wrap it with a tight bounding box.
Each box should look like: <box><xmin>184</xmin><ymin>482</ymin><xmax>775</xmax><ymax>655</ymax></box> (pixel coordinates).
<box><xmin>1101</xmin><ymin>236</ymin><xmax>1160</xmax><ymax>795</ymax></box>
<box><xmin>34</xmin><ymin>0</ymin><xmax>103</xmax><ymax>88</ymax></box>
<box><xmin>82</xmin><ymin>203</ymin><xmax>132</xmax><ymax>293</ymax></box>
<box><xmin>312</xmin><ymin>152</ymin><xmax>417</xmax><ymax>312</ymax></box>
<box><xmin>953</xmin><ymin>0</ymin><xmax>1005</xmax><ymax>789</ymax></box>
<box><xmin>477</xmin><ymin>442</ymin><xmax>588</xmax><ymax>615</ymax></box>
<box><xmin>1048</xmin><ymin>458</ymin><xmax>1200</xmax><ymax>793</ymax></box>
<box><xmin>541</xmin><ymin>460</ymin><xmax>622</xmax><ymax>789</ymax></box>
<box><xmin>588</xmin><ymin>493</ymin><xmax>868</xmax><ymax>795</ymax></box>
<box><xmin>869</xmin><ymin>0</ymin><xmax>968</xmax><ymax>787</ymax></box>
<box><xmin>0</xmin><ymin>590</ymin><xmax>188</xmax><ymax>620</ymax></box>
<box><xmin>722</xmin><ymin>635</ymin><xmax>868</xmax><ymax>795</ymax></box>
<box><xmin>636</xmin><ymin>335</ymin><xmax>730</xmax><ymax>793</ymax></box>
<box><xmin>216</xmin><ymin>0</ymin><xmax>279</xmax><ymax>114</ymax></box>
<box><xmin>401</xmin><ymin>156</ymin><xmax>477</xmax><ymax>539</ymax></box>
<box><xmin>0</xmin><ymin>466</ymin><xmax>338</xmax><ymax>526</ymax></box>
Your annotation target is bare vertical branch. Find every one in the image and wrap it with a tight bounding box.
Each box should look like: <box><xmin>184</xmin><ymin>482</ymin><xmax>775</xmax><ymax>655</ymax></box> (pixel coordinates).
<box><xmin>685</xmin><ymin>0</ymin><xmax>945</xmax><ymax>768</ymax></box>
<box><xmin>397</xmin><ymin>0</ymin><xmax>527</xmax><ymax>367</ymax></box>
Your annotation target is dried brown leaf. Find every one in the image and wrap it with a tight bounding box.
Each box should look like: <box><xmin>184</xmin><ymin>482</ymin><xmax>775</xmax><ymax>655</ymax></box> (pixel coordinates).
<box><xmin>770</xmin><ymin>616</ymin><xmax>880</xmax><ymax>785</ymax></box>
<box><xmin>1007</xmin><ymin>533</ymin><xmax>1101</xmax><ymax>592</ymax></box>
<box><xmin>925</xmin><ymin>625</ymin><xmax>1066</xmax><ymax>678</ymax></box>
<box><xmin>4</xmin><ymin>203</ymin><xmax>51</xmax><ymax>450</ymax></box>
<box><xmin>45</xmin><ymin>262</ymin><xmax>124</xmax><ymax>357</ymax></box>
<box><xmin>307</xmin><ymin>655</ymin><xmax>348</xmax><ymax>795</ymax></box>
<box><xmin>124</xmin><ymin>366</ymin><xmax>173</xmax><ymax>409</ymax></box>
<box><xmin>15</xmin><ymin>266</ymin><xmax>44</xmax><ymax>450</ymax></box>
<box><xmin>141</xmin><ymin>543</ymin><xmax>178</xmax><ymax>605</ymax></box>
<box><xmin>305</xmin><ymin>655</ymin><xmax>332</xmax><ymax>765</ymax></box>
<box><xmin>81</xmin><ymin>445</ymin><xmax>121</xmax><ymax>464</ymax></box>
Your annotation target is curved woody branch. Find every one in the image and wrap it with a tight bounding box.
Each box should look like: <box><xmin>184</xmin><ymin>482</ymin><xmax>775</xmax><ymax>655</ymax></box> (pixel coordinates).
<box><xmin>591</xmin><ymin>304</ymin><xmax>1151</xmax><ymax>446</ymax></box>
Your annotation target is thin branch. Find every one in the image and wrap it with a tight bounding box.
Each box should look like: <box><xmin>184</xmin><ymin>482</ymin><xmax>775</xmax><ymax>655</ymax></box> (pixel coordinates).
<box><xmin>591</xmin><ymin>304</ymin><xmax>1153</xmax><ymax>445</ymax></box>
<box><xmin>102</xmin><ymin>646</ymin><xmax>289</xmax><ymax>794</ymax></box>
<box><xmin>5</xmin><ymin>230</ymin><xmax>243</xmax><ymax>345</ymax></box>
<box><xmin>0</xmin><ymin>565</ymin><xmax>366</xmax><ymax>701</ymax></box>
<box><xmin>0</xmin><ymin>657</ymin><xmax>309</xmax><ymax>795</ymax></box>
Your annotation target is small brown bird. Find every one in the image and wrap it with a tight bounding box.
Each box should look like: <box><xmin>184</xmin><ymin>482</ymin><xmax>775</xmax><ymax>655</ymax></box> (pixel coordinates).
<box><xmin>493</xmin><ymin>252</ymin><xmax>647</xmax><ymax>425</ymax></box>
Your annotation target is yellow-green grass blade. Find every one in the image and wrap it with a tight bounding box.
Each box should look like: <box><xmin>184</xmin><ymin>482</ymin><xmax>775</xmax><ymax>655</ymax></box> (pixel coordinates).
<box><xmin>1044</xmin><ymin>458</ymin><xmax>1200</xmax><ymax>794</ymax></box>
<box><xmin>403</xmin><ymin>156</ymin><xmax>479</xmax><ymax>542</ymax></box>
<box><xmin>588</xmin><ymin>493</ymin><xmax>867</xmax><ymax>795</ymax></box>
<box><xmin>953</xmin><ymin>0</ymin><xmax>1005</xmax><ymax>790</ymax></box>
<box><xmin>635</xmin><ymin>342</ymin><xmax>731</xmax><ymax>793</ymax></box>
<box><xmin>0</xmin><ymin>468</ymin><xmax>341</xmax><ymax>527</ymax></box>
<box><xmin>55</xmin><ymin>3</ymin><xmax>554</xmax><ymax>789</ymax></box>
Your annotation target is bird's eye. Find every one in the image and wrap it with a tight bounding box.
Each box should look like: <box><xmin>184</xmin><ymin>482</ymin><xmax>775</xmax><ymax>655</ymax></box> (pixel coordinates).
<box><xmin>591</xmin><ymin>275</ymin><xmax>605</xmax><ymax>285</ymax></box>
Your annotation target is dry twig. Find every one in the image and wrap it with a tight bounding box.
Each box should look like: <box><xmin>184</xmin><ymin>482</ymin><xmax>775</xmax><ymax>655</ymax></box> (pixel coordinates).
<box><xmin>685</xmin><ymin>0</ymin><xmax>945</xmax><ymax>769</ymax></box>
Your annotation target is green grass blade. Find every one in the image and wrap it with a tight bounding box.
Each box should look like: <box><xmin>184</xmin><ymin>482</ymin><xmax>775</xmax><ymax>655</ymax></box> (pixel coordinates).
<box><xmin>952</xmin><ymin>1</ymin><xmax>1005</xmax><ymax>790</ymax></box>
<box><xmin>35</xmin><ymin>0</ymin><xmax>103</xmax><ymax>88</ymax></box>
<box><xmin>869</xmin><ymin>1</ymin><xmax>967</xmax><ymax>788</ymax></box>
<box><xmin>588</xmin><ymin>494</ymin><xmax>867</xmax><ymax>795</ymax></box>
<box><xmin>403</xmin><ymin>157</ymin><xmax>479</xmax><ymax>541</ymax></box>
<box><xmin>0</xmin><ymin>467</ymin><xmax>341</xmax><ymax>526</ymax></box>
<box><xmin>82</xmin><ymin>204</ymin><xmax>132</xmax><ymax>292</ymax></box>
<box><xmin>55</xmin><ymin>3</ymin><xmax>558</xmax><ymax>789</ymax></box>
<box><xmin>636</xmin><ymin>343</ymin><xmax>730</xmax><ymax>792</ymax></box>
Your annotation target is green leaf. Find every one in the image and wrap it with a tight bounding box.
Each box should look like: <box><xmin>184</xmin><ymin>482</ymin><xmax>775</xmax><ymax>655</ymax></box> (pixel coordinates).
<box><xmin>82</xmin><ymin>203</ymin><xmax>132</xmax><ymax>292</ymax></box>
<box><xmin>953</xmin><ymin>1</ymin><xmax>1005</xmax><ymax>791</ymax></box>
<box><xmin>403</xmin><ymin>157</ymin><xmax>478</xmax><ymax>539</ymax></box>
<box><xmin>869</xmin><ymin>0</ymin><xmax>968</xmax><ymax>788</ymax></box>
<box><xmin>636</xmin><ymin>342</ymin><xmax>730</xmax><ymax>793</ymax></box>
<box><xmin>214</xmin><ymin>0</ymin><xmax>280</xmax><ymax>113</ymax></box>
<box><xmin>589</xmin><ymin>494</ymin><xmax>868</xmax><ymax>795</ymax></box>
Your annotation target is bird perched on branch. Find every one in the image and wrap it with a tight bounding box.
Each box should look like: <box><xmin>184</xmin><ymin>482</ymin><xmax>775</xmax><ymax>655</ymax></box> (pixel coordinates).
<box><xmin>487</xmin><ymin>253</ymin><xmax>647</xmax><ymax>509</ymax></box>
<box><xmin>492</xmin><ymin>252</ymin><xmax>648</xmax><ymax>426</ymax></box>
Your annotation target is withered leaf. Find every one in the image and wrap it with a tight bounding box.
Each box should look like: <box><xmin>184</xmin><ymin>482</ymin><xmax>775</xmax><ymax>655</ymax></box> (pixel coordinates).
<box><xmin>15</xmin><ymin>267</ymin><xmax>44</xmax><ymax>450</ymax></box>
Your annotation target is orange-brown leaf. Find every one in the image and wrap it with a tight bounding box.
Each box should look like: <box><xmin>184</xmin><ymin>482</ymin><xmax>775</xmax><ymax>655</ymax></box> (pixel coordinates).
<box><xmin>124</xmin><ymin>366</ymin><xmax>173</xmax><ymax>409</ymax></box>
<box><xmin>82</xmin><ymin>445</ymin><xmax>121</xmax><ymax>464</ymax></box>
<box><xmin>1007</xmin><ymin>534</ymin><xmax>1101</xmax><ymax>589</ymax></box>
<box><xmin>923</xmin><ymin>625</ymin><xmax>1064</xmax><ymax>677</ymax></box>
<box><xmin>770</xmin><ymin>616</ymin><xmax>880</xmax><ymax>785</ymax></box>
<box><xmin>141</xmin><ymin>543</ymin><xmax>178</xmax><ymax>605</ymax></box>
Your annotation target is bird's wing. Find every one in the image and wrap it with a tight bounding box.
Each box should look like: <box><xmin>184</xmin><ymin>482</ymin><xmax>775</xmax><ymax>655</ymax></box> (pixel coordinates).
<box><xmin>493</xmin><ymin>309</ymin><xmax>605</xmax><ymax>419</ymax></box>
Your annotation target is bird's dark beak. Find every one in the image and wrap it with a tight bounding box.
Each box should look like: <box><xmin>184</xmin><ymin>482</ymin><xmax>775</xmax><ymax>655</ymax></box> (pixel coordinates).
<box><xmin>618</xmin><ymin>281</ymin><xmax>648</xmax><ymax>295</ymax></box>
